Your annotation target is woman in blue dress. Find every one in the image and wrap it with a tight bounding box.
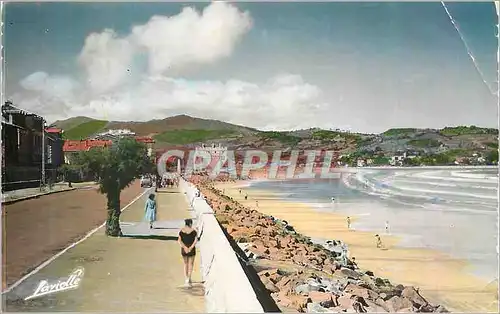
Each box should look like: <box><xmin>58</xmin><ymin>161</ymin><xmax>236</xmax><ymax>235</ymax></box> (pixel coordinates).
<box><xmin>144</xmin><ymin>194</ymin><xmax>157</xmax><ymax>229</ymax></box>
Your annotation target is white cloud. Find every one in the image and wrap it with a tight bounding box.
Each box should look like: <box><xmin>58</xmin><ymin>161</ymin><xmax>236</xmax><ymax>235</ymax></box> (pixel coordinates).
<box><xmin>130</xmin><ymin>2</ymin><xmax>252</xmax><ymax>74</ymax></box>
<box><xmin>12</xmin><ymin>2</ymin><xmax>332</xmax><ymax>131</ymax></box>
<box><xmin>78</xmin><ymin>29</ymin><xmax>135</xmax><ymax>94</ymax></box>
<box><xmin>77</xmin><ymin>2</ymin><xmax>252</xmax><ymax>94</ymax></box>
<box><xmin>20</xmin><ymin>71</ymin><xmax>78</xmax><ymax>99</ymax></box>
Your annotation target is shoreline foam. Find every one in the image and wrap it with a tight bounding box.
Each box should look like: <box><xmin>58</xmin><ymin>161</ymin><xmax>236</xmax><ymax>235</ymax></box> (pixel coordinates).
<box><xmin>216</xmin><ymin>180</ymin><xmax>499</xmax><ymax>313</ymax></box>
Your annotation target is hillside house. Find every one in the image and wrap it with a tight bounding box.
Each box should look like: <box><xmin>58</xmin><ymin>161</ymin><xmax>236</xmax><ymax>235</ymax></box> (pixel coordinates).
<box><xmin>454</xmin><ymin>157</ymin><xmax>470</xmax><ymax>165</ymax></box>
<box><xmin>390</xmin><ymin>150</ymin><xmax>418</xmax><ymax>166</ymax></box>
<box><xmin>356</xmin><ymin>159</ymin><xmax>366</xmax><ymax>167</ymax></box>
<box><xmin>93</xmin><ymin>129</ymin><xmax>136</xmax><ymax>140</ymax></box>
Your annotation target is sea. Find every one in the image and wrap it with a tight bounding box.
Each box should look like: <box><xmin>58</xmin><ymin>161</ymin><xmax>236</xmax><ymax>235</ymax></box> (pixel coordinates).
<box><xmin>248</xmin><ymin>166</ymin><xmax>499</xmax><ymax>282</ymax></box>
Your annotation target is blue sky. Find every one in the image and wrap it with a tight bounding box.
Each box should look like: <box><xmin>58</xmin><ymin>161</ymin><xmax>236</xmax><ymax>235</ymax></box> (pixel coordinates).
<box><xmin>4</xmin><ymin>2</ymin><xmax>499</xmax><ymax>133</ymax></box>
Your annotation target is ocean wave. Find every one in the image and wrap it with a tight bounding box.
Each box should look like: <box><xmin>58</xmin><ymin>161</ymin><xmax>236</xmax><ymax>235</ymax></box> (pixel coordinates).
<box><xmin>412</xmin><ymin>171</ymin><xmax>498</xmax><ymax>184</ymax></box>
<box><xmin>389</xmin><ymin>184</ymin><xmax>497</xmax><ymax>200</ymax></box>
<box><xmin>391</xmin><ymin>178</ymin><xmax>498</xmax><ymax>190</ymax></box>
<box><xmin>451</xmin><ymin>170</ymin><xmax>498</xmax><ymax>180</ymax></box>
<box><xmin>342</xmin><ymin>172</ymin><xmax>498</xmax><ymax>215</ymax></box>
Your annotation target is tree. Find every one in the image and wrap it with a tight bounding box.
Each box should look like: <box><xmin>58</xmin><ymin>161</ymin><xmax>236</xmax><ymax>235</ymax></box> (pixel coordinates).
<box><xmin>403</xmin><ymin>157</ymin><xmax>420</xmax><ymax>166</ymax></box>
<box><xmin>434</xmin><ymin>153</ymin><xmax>454</xmax><ymax>165</ymax></box>
<box><xmin>485</xmin><ymin>150</ymin><xmax>499</xmax><ymax>165</ymax></box>
<box><xmin>80</xmin><ymin>138</ymin><xmax>155</xmax><ymax>237</ymax></box>
<box><xmin>372</xmin><ymin>156</ymin><xmax>390</xmax><ymax>165</ymax></box>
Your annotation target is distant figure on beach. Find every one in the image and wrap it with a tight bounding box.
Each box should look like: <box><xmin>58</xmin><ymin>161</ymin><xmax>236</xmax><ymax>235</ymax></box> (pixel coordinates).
<box><xmin>331</xmin><ymin>197</ymin><xmax>335</xmax><ymax>203</ymax></box>
<box><xmin>385</xmin><ymin>221</ymin><xmax>389</xmax><ymax>233</ymax></box>
<box><xmin>256</xmin><ymin>200</ymin><xmax>259</xmax><ymax>207</ymax></box>
<box><xmin>375</xmin><ymin>234</ymin><xmax>383</xmax><ymax>248</ymax></box>
<box><xmin>347</xmin><ymin>216</ymin><xmax>351</xmax><ymax>229</ymax></box>
<box><xmin>245</xmin><ymin>194</ymin><xmax>248</xmax><ymax>200</ymax></box>
<box><xmin>239</xmin><ymin>189</ymin><xmax>242</xmax><ymax>194</ymax></box>
<box><xmin>341</xmin><ymin>243</ymin><xmax>348</xmax><ymax>266</ymax></box>
<box><xmin>178</xmin><ymin>219</ymin><xmax>198</xmax><ymax>287</ymax></box>
<box><xmin>351</xmin><ymin>257</ymin><xmax>358</xmax><ymax>269</ymax></box>
<box><xmin>144</xmin><ymin>194</ymin><xmax>157</xmax><ymax>229</ymax></box>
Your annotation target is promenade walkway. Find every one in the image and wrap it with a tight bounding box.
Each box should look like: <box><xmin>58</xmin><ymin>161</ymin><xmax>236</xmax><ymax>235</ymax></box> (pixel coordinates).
<box><xmin>2</xmin><ymin>187</ymin><xmax>205</xmax><ymax>312</ymax></box>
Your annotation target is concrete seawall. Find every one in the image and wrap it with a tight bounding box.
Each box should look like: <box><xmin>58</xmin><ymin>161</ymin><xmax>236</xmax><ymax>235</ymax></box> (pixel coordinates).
<box><xmin>179</xmin><ymin>179</ymin><xmax>264</xmax><ymax>313</ymax></box>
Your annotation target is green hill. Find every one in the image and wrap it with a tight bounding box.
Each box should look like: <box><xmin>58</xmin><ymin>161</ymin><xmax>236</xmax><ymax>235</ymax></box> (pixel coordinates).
<box><xmin>51</xmin><ymin>116</ymin><xmax>95</xmax><ymax>131</ymax></box>
<box><xmin>62</xmin><ymin>120</ymin><xmax>108</xmax><ymax>140</ymax></box>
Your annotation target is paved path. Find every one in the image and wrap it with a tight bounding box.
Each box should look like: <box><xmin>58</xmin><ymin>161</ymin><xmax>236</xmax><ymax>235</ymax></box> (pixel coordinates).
<box><xmin>3</xmin><ymin>188</ymin><xmax>205</xmax><ymax>312</ymax></box>
<box><xmin>2</xmin><ymin>182</ymin><xmax>96</xmax><ymax>204</ymax></box>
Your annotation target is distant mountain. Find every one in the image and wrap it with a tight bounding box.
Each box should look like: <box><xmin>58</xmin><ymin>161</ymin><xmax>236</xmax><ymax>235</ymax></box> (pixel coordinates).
<box><xmin>106</xmin><ymin>114</ymin><xmax>257</xmax><ymax>136</ymax></box>
<box><xmin>53</xmin><ymin>115</ymin><xmax>498</xmax><ymax>158</ymax></box>
<box><xmin>52</xmin><ymin>115</ymin><xmax>258</xmax><ymax>147</ymax></box>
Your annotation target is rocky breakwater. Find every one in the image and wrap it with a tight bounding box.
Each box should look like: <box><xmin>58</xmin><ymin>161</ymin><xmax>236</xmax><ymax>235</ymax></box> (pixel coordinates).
<box><xmin>197</xmin><ymin>182</ymin><xmax>448</xmax><ymax>313</ymax></box>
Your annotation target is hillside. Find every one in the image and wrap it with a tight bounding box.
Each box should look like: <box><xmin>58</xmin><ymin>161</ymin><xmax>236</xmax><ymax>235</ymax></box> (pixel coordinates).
<box><xmin>50</xmin><ymin>116</ymin><xmax>95</xmax><ymax>132</ymax></box>
<box><xmin>54</xmin><ymin>116</ymin><xmax>498</xmax><ymax>164</ymax></box>
<box><xmin>53</xmin><ymin>115</ymin><xmax>257</xmax><ymax>143</ymax></box>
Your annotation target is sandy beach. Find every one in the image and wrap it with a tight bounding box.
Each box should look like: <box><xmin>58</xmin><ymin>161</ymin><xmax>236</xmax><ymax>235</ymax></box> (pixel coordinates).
<box><xmin>216</xmin><ymin>180</ymin><xmax>499</xmax><ymax>313</ymax></box>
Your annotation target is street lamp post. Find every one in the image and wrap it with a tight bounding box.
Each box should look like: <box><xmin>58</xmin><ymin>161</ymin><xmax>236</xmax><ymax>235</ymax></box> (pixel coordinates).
<box><xmin>41</xmin><ymin>118</ymin><xmax>46</xmax><ymax>191</ymax></box>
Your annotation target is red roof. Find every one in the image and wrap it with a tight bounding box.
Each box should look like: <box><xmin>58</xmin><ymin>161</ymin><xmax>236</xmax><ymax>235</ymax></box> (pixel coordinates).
<box><xmin>135</xmin><ymin>136</ymin><xmax>155</xmax><ymax>144</ymax></box>
<box><xmin>63</xmin><ymin>140</ymin><xmax>112</xmax><ymax>152</ymax></box>
<box><xmin>64</xmin><ymin>137</ymin><xmax>155</xmax><ymax>152</ymax></box>
<box><xmin>46</xmin><ymin>127</ymin><xmax>62</xmax><ymax>133</ymax></box>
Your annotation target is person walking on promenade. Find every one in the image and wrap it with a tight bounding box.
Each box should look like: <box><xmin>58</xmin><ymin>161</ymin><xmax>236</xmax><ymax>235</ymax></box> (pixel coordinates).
<box><xmin>178</xmin><ymin>219</ymin><xmax>198</xmax><ymax>287</ymax></box>
<box><xmin>191</xmin><ymin>188</ymin><xmax>200</xmax><ymax>208</ymax></box>
<box><xmin>347</xmin><ymin>216</ymin><xmax>351</xmax><ymax>229</ymax></box>
<box><xmin>155</xmin><ymin>175</ymin><xmax>160</xmax><ymax>192</ymax></box>
<box><xmin>144</xmin><ymin>194</ymin><xmax>157</xmax><ymax>229</ymax></box>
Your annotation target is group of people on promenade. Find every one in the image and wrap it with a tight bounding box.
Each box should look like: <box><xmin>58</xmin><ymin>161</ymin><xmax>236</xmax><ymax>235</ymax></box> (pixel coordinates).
<box><xmin>143</xmin><ymin>183</ymin><xmax>199</xmax><ymax>288</ymax></box>
<box><xmin>156</xmin><ymin>174</ymin><xmax>179</xmax><ymax>189</ymax></box>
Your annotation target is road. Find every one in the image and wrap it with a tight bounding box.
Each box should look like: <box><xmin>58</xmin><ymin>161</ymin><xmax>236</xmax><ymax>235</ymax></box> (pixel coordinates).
<box><xmin>2</xmin><ymin>181</ymin><xmax>144</xmax><ymax>289</ymax></box>
<box><xmin>2</xmin><ymin>187</ymin><xmax>205</xmax><ymax>312</ymax></box>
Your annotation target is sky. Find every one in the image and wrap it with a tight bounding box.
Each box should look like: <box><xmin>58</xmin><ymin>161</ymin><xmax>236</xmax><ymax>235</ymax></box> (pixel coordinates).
<box><xmin>3</xmin><ymin>2</ymin><xmax>499</xmax><ymax>133</ymax></box>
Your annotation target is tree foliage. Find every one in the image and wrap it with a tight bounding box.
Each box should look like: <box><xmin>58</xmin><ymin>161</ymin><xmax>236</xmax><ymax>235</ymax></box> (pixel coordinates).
<box><xmin>439</xmin><ymin>125</ymin><xmax>499</xmax><ymax>136</ymax></box>
<box><xmin>258</xmin><ymin>131</ymin><xmax>301</xmax><ymax>146</ymax></box>
<box><xmin>382</xmin><ymin>128</ymin><xmax>417</xmax><ymax>137</ymax></box>
<box><xmin>78</xmin><ymin>138</ymin><xmax>155</xmax><ymax>236</ymax></box>
<box><xmin>485</xmin><ymin>149</ymin><xmax>499</xmax><ymax>165</ymax></box>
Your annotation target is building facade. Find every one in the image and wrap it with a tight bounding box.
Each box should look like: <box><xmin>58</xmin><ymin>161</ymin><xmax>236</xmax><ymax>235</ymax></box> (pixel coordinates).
<box><xmin>193</xmin><ymin>143</ymin><xmax>228</xmax><ymax>173</ymax></box>
<box><xmin>1</xmin><ymin>102</ymin><xmax>56</xmax><ymax>190</ymax></box>
<box><xmin>92</xmin><ymin>129</ymin><xmax>136</xmax><ymax>140</ymax></box>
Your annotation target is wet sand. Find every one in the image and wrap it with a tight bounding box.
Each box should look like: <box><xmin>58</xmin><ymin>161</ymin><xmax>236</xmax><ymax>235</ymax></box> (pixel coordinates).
<box><xmin>216</xmin><ymin>181</ymin><xmax>499</xmax><ymax>313</ymax></box>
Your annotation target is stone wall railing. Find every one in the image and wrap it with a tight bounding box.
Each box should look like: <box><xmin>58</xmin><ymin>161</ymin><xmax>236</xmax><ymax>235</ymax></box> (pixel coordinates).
<box><xmin>180</xmin><ymin>179</ymin><xmax>264</xmax><ymax>313</ymax></box>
